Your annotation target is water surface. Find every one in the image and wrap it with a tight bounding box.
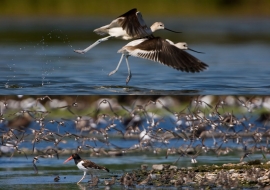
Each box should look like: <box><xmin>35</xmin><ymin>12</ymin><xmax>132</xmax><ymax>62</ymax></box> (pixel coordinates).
<box><xmin>1</xmin><ymin>17</ymin><xmax>270</xmax><ymax>95</ymax></box>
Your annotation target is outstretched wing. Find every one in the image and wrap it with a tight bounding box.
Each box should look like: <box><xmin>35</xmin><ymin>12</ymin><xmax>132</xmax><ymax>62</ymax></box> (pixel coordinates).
<box><xmin>127</xmin><ymin>37</ymin><xmax>208</xmax><ymax>72</ymax></box>
<box><xmin>117</xmin><ymin>8</ymin><xmax>152</xmax><ymax>38</ymax></box>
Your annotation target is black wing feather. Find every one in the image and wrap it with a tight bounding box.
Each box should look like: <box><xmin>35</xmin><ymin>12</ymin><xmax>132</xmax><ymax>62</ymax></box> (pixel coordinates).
<box><xmin>117</xmin><ymin>8</ymin><xmax>151</xmax><ymax>38</ymax></box>
<box><xmin>134</xmin><ymin>37</ymin><xmax>208</xmax><ymax>72</ymax></box>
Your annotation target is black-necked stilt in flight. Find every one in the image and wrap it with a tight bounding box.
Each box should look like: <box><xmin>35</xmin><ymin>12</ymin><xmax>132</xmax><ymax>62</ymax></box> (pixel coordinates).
<box><xmin>109</xmin><ymin>37</ymin><xmax>208</xmax><ymax>84</ymax></box>
<box><xmin>74</xmin><ymin>8</ymin><xmax>181</xmax><ymax>54</ymax></box>
<box><xmin>171</xmin><ymin>42</ymin><xmax>204</xmax><ymax>54</ymax></box>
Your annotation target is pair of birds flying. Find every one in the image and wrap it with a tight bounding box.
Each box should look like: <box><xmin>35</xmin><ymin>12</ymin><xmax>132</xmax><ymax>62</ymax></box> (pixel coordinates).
<box><xmin>74</xmin><ymin>8</ymin><xmax>208</xmax><ymax>84</ymax></box>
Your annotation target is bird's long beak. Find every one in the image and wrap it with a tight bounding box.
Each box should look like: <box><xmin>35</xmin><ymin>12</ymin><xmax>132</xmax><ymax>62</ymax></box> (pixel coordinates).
<box><xmin>188</xmin><ymin>48</ymin><xmax>204</xmax><ymax>54</ymax></box>
<box><xmin>63</xmin><ymin>156</ymin><xmax>73</xmax><ymax>164</ymax></box>
<box><xmin>164</xmin><ymin>28</ymin><xmax>182</xmax><ymax>33</ymax></box>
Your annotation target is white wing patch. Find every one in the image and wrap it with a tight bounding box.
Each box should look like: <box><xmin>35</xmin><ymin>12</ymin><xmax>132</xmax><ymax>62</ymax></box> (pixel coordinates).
<box><xmin>117</xmin><ymin>39</ymin><xmax>147</xmax><ymax>54</ymax></box>
<box><xmin>125</xmin><ymin>39</ymin><xmax>147</xmax><ymax>46</ymax></box>
<box><xmin>129</xmin><ymin>49</ymin><xmax>160</xmax><ymax>63</ymax></box>
<box><xmin>108</xmin><ymin>27</ymin><xmax>129</xmax><ymax>39</ymax></box>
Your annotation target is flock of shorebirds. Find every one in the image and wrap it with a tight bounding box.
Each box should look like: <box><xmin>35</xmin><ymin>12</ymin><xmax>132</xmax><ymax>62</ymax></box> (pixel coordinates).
<box><xmin>74</xmin><ymin>8</ymin><xmax>208</xmax><ymax>84</ymax></box>
<box><xmin>1</xmin><ymin>95</ymin><xmax>270</xmax><ymax>186</ymax></box>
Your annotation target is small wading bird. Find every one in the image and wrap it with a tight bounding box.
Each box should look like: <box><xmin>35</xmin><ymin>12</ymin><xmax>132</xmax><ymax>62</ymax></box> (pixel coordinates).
<box><xmin>74</xmin><ymin>8</ymin><xmax>180</xmax><ymax>54</ymax></box>
<box><xmin>109</xmin><ymin>37</ymin><xmax>208</xmax><ymax>84</ymax></box>
<box><xmin>64</xmin><ymin>153</ymin><xmax>109</xmax><ymax>184</ymax></box>
<box><xmin>104</xmin><ymin>176</ymin><xmax>116</xmax><ymax>187</ymax></box>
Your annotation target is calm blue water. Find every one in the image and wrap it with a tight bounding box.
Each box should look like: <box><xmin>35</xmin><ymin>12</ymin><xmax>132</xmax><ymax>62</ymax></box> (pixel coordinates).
<box><xmin>1</xmin><ymin>17</ymin><xmax>270</xmax><ymax>95</ymax></box>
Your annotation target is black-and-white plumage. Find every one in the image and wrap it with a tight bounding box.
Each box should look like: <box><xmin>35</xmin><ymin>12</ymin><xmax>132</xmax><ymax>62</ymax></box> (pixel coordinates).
<box><xmin>64</xmin><ymin>153</ymin><xmax>109</xmax><ymax>184</ymax></box>
<box><xmin>109</xmin><ymin>37</ymin><xmax>208</xmax><ymax>84</ymax></box>
<box><xmin>74</xmin><ymin>8</ymin><xmax>180</xmax><ymax>54</ymax></box>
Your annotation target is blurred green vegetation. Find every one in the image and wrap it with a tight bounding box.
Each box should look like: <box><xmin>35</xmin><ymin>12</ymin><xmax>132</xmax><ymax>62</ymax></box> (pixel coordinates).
<box><xmin>1</xmin><ymin>0</ymin><xmax>270</xmax><ymax>44</ymax></box>
<box><xmin>1</xmin><ymin>0</ymin><xmax>270</xmax><ymax>17</ymax></box>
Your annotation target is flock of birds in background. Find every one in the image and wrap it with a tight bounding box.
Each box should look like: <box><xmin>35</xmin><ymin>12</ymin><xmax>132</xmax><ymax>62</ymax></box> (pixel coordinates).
<box><xmin>1</xmin><ymin>95</ymin><xmax>270</xmax><ymax>185</ymax></box>
<box><xmin>74</xmin><ymin>8</ymin><xmax>208</xmax><ymax>84</ymax></box>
